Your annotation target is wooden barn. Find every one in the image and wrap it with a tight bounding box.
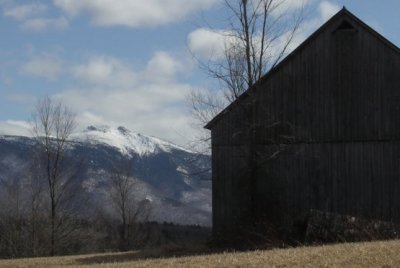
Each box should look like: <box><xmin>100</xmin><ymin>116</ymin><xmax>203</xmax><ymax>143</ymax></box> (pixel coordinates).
<box><xmin>205</xmin><ymin>8</ymin><xmax>400</xmax><ymax>242</ymax></box>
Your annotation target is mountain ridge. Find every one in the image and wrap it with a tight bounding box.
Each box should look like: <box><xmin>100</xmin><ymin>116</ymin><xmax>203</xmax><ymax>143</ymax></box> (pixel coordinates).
<box><xmin>0</xmin><ymin>126</ymin><xmax>211</xmax><ymax>226</ymax></box>
<box><xmin>71</xmin><ymin>125</ymin><xmax>193</xmax><ymax>156</ymax></box>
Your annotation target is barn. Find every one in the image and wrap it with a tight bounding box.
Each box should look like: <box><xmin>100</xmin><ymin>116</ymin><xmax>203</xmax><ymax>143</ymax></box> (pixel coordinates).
<box><xmin>205</xmin><ymin>8</ymin><xmax>400</xmax><ymax>242</ymax></box>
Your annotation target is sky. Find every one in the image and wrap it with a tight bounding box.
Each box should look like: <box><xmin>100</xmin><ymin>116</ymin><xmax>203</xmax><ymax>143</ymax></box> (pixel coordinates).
<box><xmin>0</xmin><ymin>0</ymin><xmax>399</xmax><ymax>146</ymax></box>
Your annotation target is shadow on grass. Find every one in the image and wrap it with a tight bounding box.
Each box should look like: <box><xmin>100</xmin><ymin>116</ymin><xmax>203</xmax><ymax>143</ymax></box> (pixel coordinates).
<box><xmin>75</xmin><ymin>247</ymin><xmax>219</xmax><ymax>265</ymax></box>
<box><xmin>75</xmin><ymin>231</ymin><xmax>283</xmax><ymax>265</ymax></box>
<box><xmin>76</xmin><ymin>251</ymin><xmax>149</xmax><ymax>265</ymax></box>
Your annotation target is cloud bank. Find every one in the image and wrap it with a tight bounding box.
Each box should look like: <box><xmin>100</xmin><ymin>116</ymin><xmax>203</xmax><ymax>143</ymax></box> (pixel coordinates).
<box><xmin>54</xmin><ymin>0</ymin><xmax>220</xmax><ymax>28</ymax></box>
<box><xmin>188</xmin><ymin>1</ymin><xmax>341</xmax><ymax>60</ymax></box>
<box><xmin>22</xmin><ymin>54</ymin><xmax>63</xmax><ymax>81</ymax></box>
<box><xmin>52</xmin><ymin>52</ymin><xmax>195</xmax><ymax>145</ymax></box>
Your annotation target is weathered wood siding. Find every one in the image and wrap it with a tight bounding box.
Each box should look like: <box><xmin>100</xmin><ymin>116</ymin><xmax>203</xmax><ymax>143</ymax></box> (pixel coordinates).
<box><xmin>255</xmin><ymin>17</ymin><xmax>400</xmax><ymax>143</ymax></box>
<box><xmin>209</xmin><ymin>10</ymin><xmax>400</xmax><ymax>239</ymax></box>
<box><xmin>211</xmin><ymin>145</ymin><xmax>251</xmax><ymax>234</ymax></box>
<box><xmin>256</xmin><ymin>142</ymin><xmax>400</xmax><ymax>224</ymax></box>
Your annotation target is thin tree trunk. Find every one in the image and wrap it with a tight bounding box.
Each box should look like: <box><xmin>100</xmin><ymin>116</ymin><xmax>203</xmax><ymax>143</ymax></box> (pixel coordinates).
<box><xmin>51</xmin><ymin>201</ymin><xmax>55</xmax><ymax>256</ymax></box>
<box><xmin>242</xmin><ymin>0</ymin><xmax>253</xmax><ymax>87</ymax></box>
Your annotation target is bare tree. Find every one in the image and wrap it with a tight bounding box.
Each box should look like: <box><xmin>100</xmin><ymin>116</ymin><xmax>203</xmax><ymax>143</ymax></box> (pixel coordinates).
<box><xmin>0</xmin><ymin>178</ymin><xmax>25</xmax><ymax>257</ymax></box>
<box><xmin>187</xmin><ymin>0</ymin><xmax>305</xmax><ymax>200</ymax></box>
<box><xmin>31</xmin><ymin>96</ymin><xmax>77</xmax><ymax>256</ymax></box>
<box><xmin>109</xmin><ymin>160</ymin><xmax>151</xmax><ymax>251</ymax></box>
<box><xmin>0</xmin><ymin>161</ymin><xmax>46</xmax><ymax>258</ymax></box>
<box><xmin>189</xmin><ymin>0</ymin><xmax>306</xmax><ymax>239</ymax></box>
<box><xmin>189</xmin><ymin>0</ymin><xmax>305</xmax><ymax>130</ymax></box>
<box><xmin>24</xmin><ymin>160</ymin><xmax>46</xmax><ymax>257</ymax></box>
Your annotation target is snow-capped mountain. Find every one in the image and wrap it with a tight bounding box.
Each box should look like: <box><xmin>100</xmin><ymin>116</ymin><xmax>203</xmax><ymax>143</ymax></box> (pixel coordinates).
<box><xmin>72</xmin><ymin>125</ymin><xmax>192</xmax><ymax>156</ymax></box>
<box><xmin>0</xmin><ymin>126</ymin><xmax>211</xmax><ymax>226</ymax></box>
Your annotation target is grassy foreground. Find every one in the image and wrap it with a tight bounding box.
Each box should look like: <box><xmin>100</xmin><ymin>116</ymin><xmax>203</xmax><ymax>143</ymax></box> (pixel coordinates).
<box><xmin>1</xmin><ymin>240</ymin><xmax>400</xmax><ymax>267</ymax></box>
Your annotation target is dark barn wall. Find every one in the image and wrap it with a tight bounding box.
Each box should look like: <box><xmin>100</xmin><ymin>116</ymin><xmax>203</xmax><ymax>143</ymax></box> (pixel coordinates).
<box><xmin>255</xmin><ymin>142</ymin><xmax>400</xmax><ymax>226</ymax></box>
<box><xmin>256</xmin><ymin>17</ymin><xmax>400</xmax><ymax>144</ymax></box>
<box><xmin>210</xmin><ymin>101</ymin><xmax>253</xmax><ymax>236</ymax></box>
<box><xmin>209</xmin><ymin>10</ymin><xmax>400</xmax><ymax>240</ymax></box>
<box><xmin>252</xmin><ymin>12</ymin><xmax>400</xmax><ymax>229</ymax></box>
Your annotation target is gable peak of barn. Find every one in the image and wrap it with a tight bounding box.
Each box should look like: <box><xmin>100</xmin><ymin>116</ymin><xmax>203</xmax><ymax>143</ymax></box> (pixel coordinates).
<box><xmin>205</xmin><ymin>7</ymin><xmax>400</xmax><ymax>130</ymax></box>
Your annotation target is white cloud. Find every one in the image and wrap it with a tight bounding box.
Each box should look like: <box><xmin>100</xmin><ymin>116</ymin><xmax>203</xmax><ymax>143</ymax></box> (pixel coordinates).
<box><xmin>269</xmin><ymin>1</ymin><xmax>341</xmax><ymax>57</ymax></box>
<box><xmin>56</xmin><ymin>83</ymin><xmax>194</xmax><ymax>145</ymax></box>
<box><xmin>286</xmin><ymin>1</ymin><xmax>340</xmax><ymax>47</ymax></box>
<box><xmin>22</xmin><ymin>16</ymin><xmax>69</xmax><ymax>31</ymax></box>
<box><xmin>188</xmin><ymin>1</ymin><xmax>342</xmax><ymax>61</ymax></box>
<box><xmin>145</xmin><ymin>51</ymin><xmax>186</xmax><ymax>81</ymax></box>
<box><xmin>188</xmin><ymin>28</ymin><xmax>230</xmax><ymax>59</ymax></box>
<box><xmin>56</xmin><ymin>52</ymin><xmax>195</xmax><ymax>145</ymax></box>
<box><xmin>187</xmin><ymin>0</ymin><xmax>314</xmax><ymax>61</ymax></box>
<box><xmin>0</xmin><ymin>120</ymin><xmax>31</xmax><ymax>136</ymax></box>
<box><xmin>3</xmin><ymin>3</ymin><xmax>47</xmax><ymax>21</ymax></box>
<box><xmin>79</xmin><ymin>111</ymin><xmax>105</xmax><ymax>126</ymax></box>
<box><xmin>188</xmin><ymin>27</ymin><xmax>294</xmax><ymax>63</ymax></box>
<box><xmin>72</xmin><ymin>56</ymin><xmax>137</xmax><ymax>87</ymax></box>
<box><xmin>270</xmin><ymin>0</ymin><xmax>312</xmax><ymax>17</ymax></box>
<box><xmin>319</xmin><ymin>1</ymin><xmax>341</xmax><ymax>22</ymax></box>
<box><xmin>2</xmin><ymin>2</ymin><xmax>68</xmax><ymax>31</ymax></box>
<box><xmin>22</xmin><ymin>54</ymin><xmax>63</xmax><ymax>81</ymax></box>
<box><xmin>54</xmin><ymin>0</ymin><xmax>219</xmax><ymax>27</ymax></box>
<box><xmin>5</xmin><ymin>51</ymin><xmax>194</xmax><ymax>145</ymax></box>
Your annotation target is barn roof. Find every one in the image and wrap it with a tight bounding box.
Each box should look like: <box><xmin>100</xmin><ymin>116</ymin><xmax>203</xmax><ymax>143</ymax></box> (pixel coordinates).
<box><xmin>205</xmin><ymin>7</ymin><xmax>400</xmax><ymax>130</ymax></box>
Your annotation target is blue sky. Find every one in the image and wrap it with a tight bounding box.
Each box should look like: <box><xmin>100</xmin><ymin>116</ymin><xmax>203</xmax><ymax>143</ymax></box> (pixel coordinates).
<box><xmin>0</xmin><ymin>0</ymin><xmax>399</xmax><ymax>146</ymax></box>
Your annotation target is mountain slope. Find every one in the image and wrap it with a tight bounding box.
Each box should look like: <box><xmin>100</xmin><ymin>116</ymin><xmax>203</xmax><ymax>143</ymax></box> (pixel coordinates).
<box><xmin>72</xmin><ymin>125</ymin><xmax>192</xmax><ymax>156</ymax></box>
<box><xmin>0</xmin><ymin>126</ymin><xmax>211</xmax><ymax>226</ymax></box>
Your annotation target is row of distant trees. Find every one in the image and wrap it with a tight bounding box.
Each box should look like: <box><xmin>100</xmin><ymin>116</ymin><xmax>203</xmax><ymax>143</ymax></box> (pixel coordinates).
<box><xmin>0</xmin><ymin>97</ymin><xmax>150</xmax><ymax>257</ymax></box>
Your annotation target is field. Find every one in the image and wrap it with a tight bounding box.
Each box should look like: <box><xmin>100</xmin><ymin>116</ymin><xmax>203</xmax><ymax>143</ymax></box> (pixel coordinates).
<box><xmin>1</xmin><ymin>240</ymin><xmax>400</xmax><ymax>267</ymax></box>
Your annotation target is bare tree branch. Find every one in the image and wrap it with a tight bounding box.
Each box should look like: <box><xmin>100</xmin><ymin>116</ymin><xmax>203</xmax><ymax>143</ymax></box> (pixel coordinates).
<box><xmin>108</xmin><ymin>159</ymin><xmax>151</xmax><ymax>251</ymax></box>
<box><xmin>31</xmin><ymin>96</ymin><xmax>77</xmax><ymax>256</ymax></box>
<box><xmin>189</xmin><ymin>0</ymin><xmax>306</xmax><ymax>133</ymax></box>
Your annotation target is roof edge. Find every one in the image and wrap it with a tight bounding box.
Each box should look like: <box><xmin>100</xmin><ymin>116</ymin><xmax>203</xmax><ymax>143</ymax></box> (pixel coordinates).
<box><xmin>204</xmin><ymin>8</ymin><xmax>400</xmax><ymax>130</ymax></box>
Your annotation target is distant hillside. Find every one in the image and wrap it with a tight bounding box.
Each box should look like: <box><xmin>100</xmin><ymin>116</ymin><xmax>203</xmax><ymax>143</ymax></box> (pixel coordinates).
<box><xmin>0</xmin><ymin>125</ymin><xmax>211</xmax><ymax>226</ymax></box>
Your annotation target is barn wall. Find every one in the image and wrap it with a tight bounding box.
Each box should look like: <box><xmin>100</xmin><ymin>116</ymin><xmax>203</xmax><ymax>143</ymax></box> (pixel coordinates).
<box><xmin>255</xmin><ymin>142</ymin><xmax>400</xmax><ymax>225</ymax></box>
<box><xmin>255</xmin><ymin>16</ymin><xmax>400</xmax><ymax>144</ymax></box>
<box><xmin>209</xmin><ymin>11</ymin><xmax>400</xmax><ymax>240</ymax></box>
<box><xmin>211</xmin><ymin>145</ymin><xmax>251</xmax><ymax>236</ymax></box>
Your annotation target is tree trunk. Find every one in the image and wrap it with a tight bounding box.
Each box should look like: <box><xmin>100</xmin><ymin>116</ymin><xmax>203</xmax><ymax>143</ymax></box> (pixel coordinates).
<box><xmin>51</xmin><ymin>199</ymin><xmax>56</xmax><ymax>256</ymax></box>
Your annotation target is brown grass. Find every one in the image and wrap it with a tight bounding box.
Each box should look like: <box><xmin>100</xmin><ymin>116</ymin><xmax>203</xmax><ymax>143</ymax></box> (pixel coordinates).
<box><xmin>1</xmin><ymin>240</ymin><xmax>400</xmax><ymax>267</ymax></box>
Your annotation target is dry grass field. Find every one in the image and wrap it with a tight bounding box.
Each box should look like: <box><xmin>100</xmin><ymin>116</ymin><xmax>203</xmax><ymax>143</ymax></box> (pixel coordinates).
<box><xmin>1</xmin><ymin>240</ymin><xmax>400</xmax><ymax>267</ymax></box>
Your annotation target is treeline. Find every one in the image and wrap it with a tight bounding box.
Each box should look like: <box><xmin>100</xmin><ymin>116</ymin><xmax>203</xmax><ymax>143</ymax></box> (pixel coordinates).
<box><xmin>0</xmin><ymin>97</ymin><xmax>210</xmax><ymax>259</ymax></box>
<box><xmin>0</xmin><ymin>169</ymin><xmax>144</xmax><ymax>258</ymax></box>
<box><xmin>0</xmin><ymin>163</ymin><xmax>208</xmax><ymax>258</ymax></box>
<box><xmin>0</xmin><ymin>212</ymin><xmax>211</xmax><ymax>259</ymax></box>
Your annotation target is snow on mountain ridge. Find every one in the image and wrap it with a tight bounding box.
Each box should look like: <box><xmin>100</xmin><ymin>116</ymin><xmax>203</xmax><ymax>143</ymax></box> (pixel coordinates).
<box><xmin>71</xmin><ymin>125</ymin><xmax>191</xmax><ymax>156</ymax></box>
